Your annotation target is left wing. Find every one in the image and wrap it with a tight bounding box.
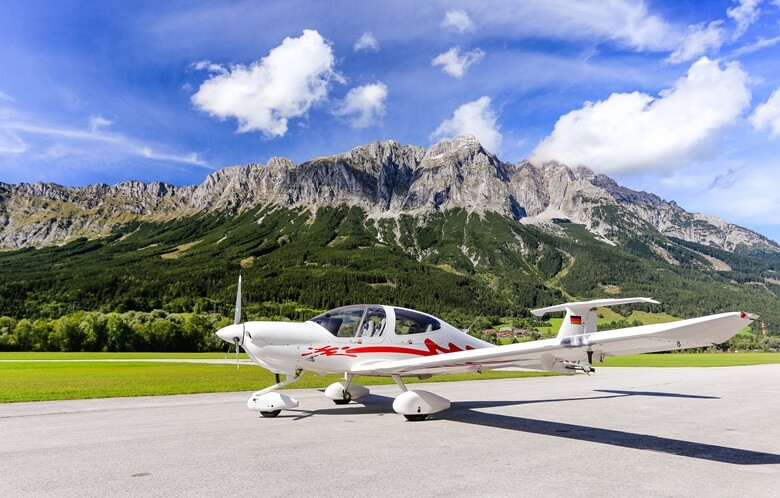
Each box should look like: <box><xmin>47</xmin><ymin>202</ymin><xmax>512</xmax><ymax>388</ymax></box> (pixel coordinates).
<box><xmin>350</xmin><ymin>311</ymin><xmax>754</xmax><ymax>376</ymax></box>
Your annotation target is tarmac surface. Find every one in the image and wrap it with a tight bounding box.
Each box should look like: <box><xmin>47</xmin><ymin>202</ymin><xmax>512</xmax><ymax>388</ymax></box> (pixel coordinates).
<box><xmin>2</xmin><ymin>365</ymin><xmax>778</xmax><ymax>497</ymax></box>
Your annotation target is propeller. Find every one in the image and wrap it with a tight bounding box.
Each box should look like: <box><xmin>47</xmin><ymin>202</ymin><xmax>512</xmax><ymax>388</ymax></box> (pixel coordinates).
<box><xmin>234</xmin><ymin>275</ymin><xmax>242</xmax><ymax>326</ymax></box>
<box><xmin>233</xmin><ymin>337</ymin><xmax>240</xmax><ymax>370</ymax></box>
<box><xmin>233</xmin><ymin>275</ymin><xmax>244</xmax><ymax>370</ymax></box>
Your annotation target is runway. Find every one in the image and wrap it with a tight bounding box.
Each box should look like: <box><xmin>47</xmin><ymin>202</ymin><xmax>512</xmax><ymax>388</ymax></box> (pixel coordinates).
<box><xmin>2</xmin><ymin>365</ymin><xmax>778</xmax><ymax>497</ymax></box>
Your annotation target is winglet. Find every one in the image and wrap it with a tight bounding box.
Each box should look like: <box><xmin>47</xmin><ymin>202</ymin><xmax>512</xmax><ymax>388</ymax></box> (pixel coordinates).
<box><xmin>531</xmin><ymin>297</ymin><xmax>659</xmax><ymax>339</ymax></box>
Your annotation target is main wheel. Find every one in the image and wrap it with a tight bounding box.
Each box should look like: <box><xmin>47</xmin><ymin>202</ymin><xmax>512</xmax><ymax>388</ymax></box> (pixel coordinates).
<box><xmin>404</xmin><ymin>414</ymin><xmax>428</xmax><ymax>422</ymax></box>
<box><xmin>260</xmin><ymin>410</ymin><xmax>281</xmax><ymax>418</ymax></box>
<box><xmin>333</xmin><ymin>389</ymin><xmax>352</xmax><ymax>405</ymax></box>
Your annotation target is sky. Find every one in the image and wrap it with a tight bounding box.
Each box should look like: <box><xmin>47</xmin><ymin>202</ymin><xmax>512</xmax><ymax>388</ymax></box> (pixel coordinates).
<box><xmin>1</xmin><ymin>0</ymin><xmax>780</xmax><ymax>243</ymax></box>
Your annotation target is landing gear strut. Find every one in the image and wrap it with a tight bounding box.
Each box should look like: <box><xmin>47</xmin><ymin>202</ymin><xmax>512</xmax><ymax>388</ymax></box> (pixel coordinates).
<box><xmin>325</xmin><ymin>374</ymin><xmax>369</xmax><ymax>404</ymax></box>
<box><xmin>247</xmin><ymin>370</ymin><xmax>304</xmax><ymax>416</ymax></box>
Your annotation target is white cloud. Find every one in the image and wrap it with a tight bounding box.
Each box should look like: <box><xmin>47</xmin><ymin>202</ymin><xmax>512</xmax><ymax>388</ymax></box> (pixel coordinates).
<box><xmin>729</xmin><ymin>34</ymin><xmax>780</xmax><ymax>56</ymax></box>
<box><xmin>665</xmin><ymin>21</ymin><xmax>724</xmax><ymax>64</ymax></box>
<box><xmin>442</xmin><ymin>9</ymin><xmax>474</xmax><ymax>33</ymax></box>
<box><xmin>353</xmin><ymin>32</ymin><xmax>379</xmax><ymax>52</ymax></box>
<box><xmin>0</xmin><ymin>91</ymin><xmax>14</xmax><ymax>103</ymax></box>
<box><xmin>472</xmin><ymin>0</ymin><xmax>677</xmax><ymax>51</ymax></box>
<box><xmin>431</xmin><ymin>47</ymin><xmax>485</xmax><ymax>78</ymax></box>
<box><xmin>0</xmin><ymin>107</ymin><xmax>207</xmax><ymax>167</ymax></box>
<box><xmin>431</xmin><ymin>96</ymin><xmax>501</xmax><ymax>153</ymax></box>
<box><xmin>191</xmin><ymin>29</ymin><xmax>339</xmax><ymax>138</ymax></box>
<box><xmin>190</xmin><ymin>60</ymin><xmax>228</xmax><ymax>74</ymax></box>
<box><xmin>750</xmin><ymin>87</ymin><xmax>780</xmax><ymax>137</ymax></box>
<box><xmin>333</xmin><ymin>82</ymin><xmax>388</xmax><ymax>128</ymax></box>
<box><xmin>727</xmin><ymin>0</ymin><xmax>762</xmax><ymax>39</ymax></box>
<box><xmin>654</xmin><ymin>163</ymin><xmax>780</xmax><ymax>233</ymax></box>
<box><xmin>0</xmin><ymin>129</ymin><xmax>26</xmax><ymax>154</ymax></box>
<box><xmin>531</xmin><ymin>57</ymin><xmax>751</xmax><ymax>173</ymax></box>
<box><xmin>89</xmin><ymin>115</ymin><xmax>112</xmax><ymax>132</ymax></box>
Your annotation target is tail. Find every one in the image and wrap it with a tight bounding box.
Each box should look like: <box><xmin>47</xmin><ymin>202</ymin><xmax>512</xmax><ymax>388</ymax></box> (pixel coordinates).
<box><xmin>531</xmin><ymin>297</ymin><xmax>659</xmax><ymax>339</ymax></box>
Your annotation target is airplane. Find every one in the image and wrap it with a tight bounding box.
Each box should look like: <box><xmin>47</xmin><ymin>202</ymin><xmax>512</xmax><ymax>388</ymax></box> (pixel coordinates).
<box><xmin>216</xmin><ymin>276</ymin><xmax>757</xmax><ymax>421</ymax></box>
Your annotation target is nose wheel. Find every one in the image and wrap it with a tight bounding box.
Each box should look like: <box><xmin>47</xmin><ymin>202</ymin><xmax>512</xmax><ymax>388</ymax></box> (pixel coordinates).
<box><xmin>260</xmin><ymin>410</ymin><xmax>281</xmax><ymax>418</ymax></box>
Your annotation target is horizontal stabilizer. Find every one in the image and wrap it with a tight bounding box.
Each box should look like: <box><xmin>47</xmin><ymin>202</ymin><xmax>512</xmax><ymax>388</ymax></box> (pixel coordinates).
<box><xmin>531</xmin><ymin>297</ymin><xmax>659</xmax><ymax>317</ymax></box>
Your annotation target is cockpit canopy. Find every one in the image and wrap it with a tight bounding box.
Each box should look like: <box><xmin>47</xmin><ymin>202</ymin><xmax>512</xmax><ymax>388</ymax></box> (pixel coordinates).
<box><xmin>309</xmin><ymin>305</ymin><xmax>441</xmax><ymax>338</ymax></box>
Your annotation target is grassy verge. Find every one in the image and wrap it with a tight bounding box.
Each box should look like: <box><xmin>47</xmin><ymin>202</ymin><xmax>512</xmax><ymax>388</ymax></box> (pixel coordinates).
<box><xmin>0</xmin><ymin>352</ymin><xmax>244</xmax><ymax>360</ymax></box>
<box><xmin>596</xmin><ymin>352</ymin><xmax>780</xmax><ymax>367</ymax></box>
<box><xmin>0</xmin><ymin>361</ymin><xmax>555</xmax><ymax>403</ymax></box>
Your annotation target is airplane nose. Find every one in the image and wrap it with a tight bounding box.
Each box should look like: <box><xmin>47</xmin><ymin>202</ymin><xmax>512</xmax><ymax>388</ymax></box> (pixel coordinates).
<box><xmin>216</xmin><ymin>324</ymin><xmax>244</xmax><ymax>345</ymax></box>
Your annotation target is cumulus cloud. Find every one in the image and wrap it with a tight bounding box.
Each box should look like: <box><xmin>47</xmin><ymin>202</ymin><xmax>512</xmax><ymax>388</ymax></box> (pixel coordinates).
<box><xmin>333</xmin><ymin>82</ymin><xmax>388</xmax><ymax>128</ymax></box>
<box><xmin>353</xmin><ymin>32</ymin><xmax>379</xmax><ymax>52</ymax></box>
<box><xmin>750</xmin><ymin>87</ymin><xmax>780</xmax><ymax>137</ymax></box>
<box><xmin>431</xmin><ymin>47</ymin><xmax>485</xmax><ymax>78</ymax></box>
<box><xmin>441</xmin><ymin>10</ymin><xmax>474</xmax><ymax>33</ymax></box>
<box><xmin>191</xmin><ymin>29</ymin><xmax>339</xmax><ymax>138</ymax></box>
<box><xmin>431</xmin><ymin>96</ymin><xmax>501</xmax><ymax>153</ymax></box>
<box><xmin>727</xmin><ymin>0</ymin><xmax>761</xmax><ymax>39</ymax></box>
<box><xmin>442</xmin><ymin>9</ymin><xmax>474</xmax><ymax>33</ymax></box>
<box><xmin>190</xmin><ymin>60</ymin><xmax>228</xmax><ymax>74</ymax></box>
<box><xmin>665</xmin><ymin>21</ymin><xmax>724</xmax><ymax>64</ymax></box>
<box><xmin>530</xmin><ymin>57</ymin><xmax>751</xmax><ymax>173</ymax></box>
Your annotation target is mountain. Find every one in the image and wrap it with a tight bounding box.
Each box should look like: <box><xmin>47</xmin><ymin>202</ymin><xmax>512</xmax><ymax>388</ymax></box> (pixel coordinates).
<box><xmin>1</xmin><ymin>134</ymin><xmax>776</xmax><ymax>253</ymax></box>
<box><xmin>0</xmin><ymin>135</ymin><xmax>778</xmax><ymax>332</ymax></box>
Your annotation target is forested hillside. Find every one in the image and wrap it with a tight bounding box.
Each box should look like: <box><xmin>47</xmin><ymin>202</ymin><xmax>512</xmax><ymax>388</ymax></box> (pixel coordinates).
<box><xmin>0</xmin><ymin>203</ymin><xmax>777</xmax><ymax>351</ymax></box>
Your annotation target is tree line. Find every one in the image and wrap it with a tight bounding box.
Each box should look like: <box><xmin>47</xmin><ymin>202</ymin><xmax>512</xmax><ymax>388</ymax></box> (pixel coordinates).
<box><xmin>0</xmin><ymin>310</ymin><xmax>229</xmax><ymax>352</ymax></box>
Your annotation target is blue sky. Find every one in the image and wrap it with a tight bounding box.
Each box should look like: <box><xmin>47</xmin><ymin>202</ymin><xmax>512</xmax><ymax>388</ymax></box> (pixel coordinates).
<box><xmin>1</xmin><ymin>1</ymin><xmax>780</xmax><ymax>243</ymax></box>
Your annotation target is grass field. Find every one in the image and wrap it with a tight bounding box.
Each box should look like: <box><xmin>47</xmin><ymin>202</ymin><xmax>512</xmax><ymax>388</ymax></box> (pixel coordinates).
<box><xmin>1</xmin><ymin>352</ymin><xmax>777</xmax><ymax>403</ymax></box>
<box><xmin>0</xmin><ymin>359</ymin><xmax>556</xmax><ymax>403</ymax></box>
<box><xmin>0</xmin><ymin>352</ymin><xmax>247</xmax><ymax>360</ymax></box>
<box><xmin>596</xmin><ymin>352</ymin><xmax>780</xmax><ymax>367</ymax></box>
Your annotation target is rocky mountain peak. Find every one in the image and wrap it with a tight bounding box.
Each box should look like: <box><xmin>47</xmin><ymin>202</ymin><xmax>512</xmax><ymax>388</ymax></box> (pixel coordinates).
<box><xmin>0</xmin><ymin>137</ymin><xmax>777</xmax><ymax>254</ymax></box>
<box><xmin>421</xmin><ymin>134</ymin><xmax>490</xmax><ymax>167</ymax></box>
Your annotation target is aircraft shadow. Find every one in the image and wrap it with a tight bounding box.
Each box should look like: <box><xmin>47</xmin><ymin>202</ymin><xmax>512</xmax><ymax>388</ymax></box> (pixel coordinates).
<box><xmin>282</xmin><ymin>394</ymin><xmax>398</xmax><ymax>420</ymax></box>
<box><xmin>283</xmin><ymin>390</ymin><xmax>780</xmax><ymax>465</ymax></box>
<box><xmin>593</xmin><ymin>389</ymin><xmax>719</xmax><ymax>399</ymax></box>
<box><xmin>444</xmin><ymin>391</ymin><xmax>779</xmax><ymax>466</ymax></box>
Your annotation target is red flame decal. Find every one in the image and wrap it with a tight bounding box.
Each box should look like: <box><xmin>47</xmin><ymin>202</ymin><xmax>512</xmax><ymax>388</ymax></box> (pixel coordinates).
<box><xmin>301</xmin><ymin>338</ymin><xmax>474</xmax><ymax>359</ymax></box>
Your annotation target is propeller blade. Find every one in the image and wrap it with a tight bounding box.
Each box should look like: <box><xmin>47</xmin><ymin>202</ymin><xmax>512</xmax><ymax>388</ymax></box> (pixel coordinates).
<box><xmin>233</xmin><ymin>275</ymin><xmax>242</xmax><ymax>325</ymax></box>
<box><xmin>234</xmin><ymin>337</ymin><xmax>240</xmax><ymax>370</ymax></box>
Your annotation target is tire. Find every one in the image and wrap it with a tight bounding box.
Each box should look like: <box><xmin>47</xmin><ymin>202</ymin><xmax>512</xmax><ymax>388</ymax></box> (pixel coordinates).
<box><xmin>333</xmin><ymin>389</ymin><xmax>352</xmax><ymax>405</ymax></box>
<box><xmin>260</xmin><ymin>410</ymin><xmax>281</xmax><ymax>418</ymax></box>
<box><xmin>404</xmin><ymin>414</ymin><xmax>428</xmax><ymax>422</ymax></box>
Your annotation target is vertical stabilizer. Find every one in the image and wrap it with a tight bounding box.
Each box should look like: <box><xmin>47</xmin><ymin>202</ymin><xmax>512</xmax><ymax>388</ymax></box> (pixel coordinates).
<box><xmin>531</xmin><ymin>297</ymin><xmax>659</xmax><ymax>339</ymax></box>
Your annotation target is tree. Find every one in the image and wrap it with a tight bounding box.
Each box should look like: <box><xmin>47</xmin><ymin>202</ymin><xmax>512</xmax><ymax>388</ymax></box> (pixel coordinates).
<box><xmin>107</xmin><ymin>314</ymin><xmax>134</xmax><ymax>352</ymax></box>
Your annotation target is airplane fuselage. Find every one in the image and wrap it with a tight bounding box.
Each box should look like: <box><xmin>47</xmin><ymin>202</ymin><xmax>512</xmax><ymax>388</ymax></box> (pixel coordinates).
<box><xmin>219</xmin><ymin>304</ymin><xmax>493</xmax><ymax>375</ymax></box>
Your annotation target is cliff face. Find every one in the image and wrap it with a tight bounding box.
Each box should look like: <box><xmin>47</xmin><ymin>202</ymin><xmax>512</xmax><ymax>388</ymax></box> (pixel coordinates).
<box><xmin>0</xmin><ymin>134</ymin><xmax>776</xmax><ymax>253</ymax></box>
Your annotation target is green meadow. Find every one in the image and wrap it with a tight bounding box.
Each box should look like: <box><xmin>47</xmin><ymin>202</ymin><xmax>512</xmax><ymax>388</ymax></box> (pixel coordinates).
<box><xmin>0</xmin><ymin>355</ymin><xmax>554</xmax><ymax>403</ymax></box>
<box><xmin>0</xmin><ymin>352</ymin><xmax>777</xmax><ymax>403</ymax></box>
<box><xmin>595</xmin><ymin>352</ymin><xmax>780</xmax><ymax>367</ymax></box>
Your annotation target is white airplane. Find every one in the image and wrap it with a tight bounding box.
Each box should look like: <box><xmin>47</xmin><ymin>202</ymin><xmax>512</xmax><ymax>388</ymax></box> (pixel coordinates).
<box><xmin>216</xmin><ymin>277</ymin><xmax>756</xmax><ymax>421</ymax></box>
